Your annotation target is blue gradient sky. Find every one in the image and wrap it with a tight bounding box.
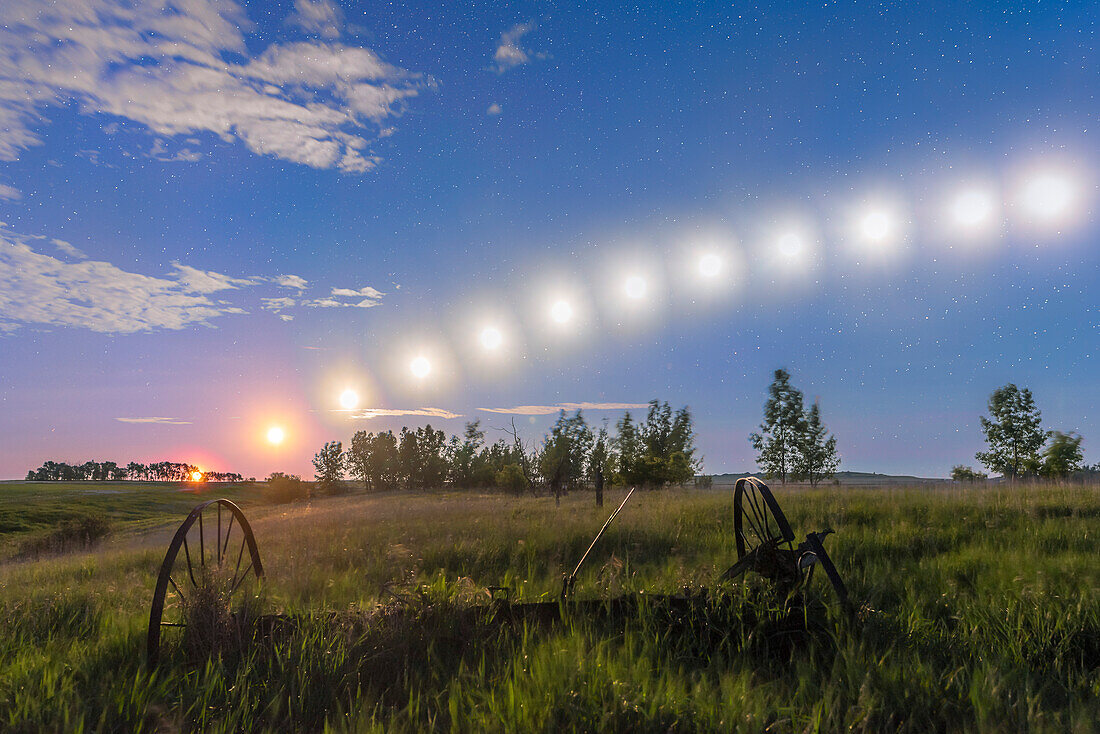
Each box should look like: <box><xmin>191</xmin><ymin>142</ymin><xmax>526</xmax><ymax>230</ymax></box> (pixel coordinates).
<box><xmin>0</xmin><ymin>0</ymin><xmax>1096</xmax><ymax>479</ymax></box>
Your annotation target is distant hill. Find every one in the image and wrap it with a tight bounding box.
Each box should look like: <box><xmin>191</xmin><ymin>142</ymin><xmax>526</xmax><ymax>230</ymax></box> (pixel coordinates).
<box><xmin>706</xmin><ymin>470</ymin><xmax>948</xmax><ymax>486</ymax></box>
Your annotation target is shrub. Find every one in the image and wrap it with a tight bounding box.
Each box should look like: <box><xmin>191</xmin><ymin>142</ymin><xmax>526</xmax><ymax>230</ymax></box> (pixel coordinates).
<box><xmin>951</xmin><ymin>465</ymin><xmax>988</xmax><ymax>482</ymax></box>
<box><xmin>265</xmin><ymin>473</ymin><xmax>309</xmax><ymax>504</ymax></box>
<box><xmin>495</xmin><ymin>463</ymin><xmax>529</xmax><ymax>494</ymax></box>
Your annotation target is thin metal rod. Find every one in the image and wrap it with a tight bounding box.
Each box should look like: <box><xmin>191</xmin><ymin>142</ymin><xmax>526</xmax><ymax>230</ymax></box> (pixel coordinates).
<box><xmin>229</xmin><ymin>561</ymin><xmax>254</xmax><ymax>595</ymax></box>
<box><xmin>221</xmin><ymin>514</ymin><xmax>235</xmax><ymax>561</ymax></box>
<box><xmin>182</xmin><ymin>536</ymin><xmax>197</xmax><ymax>586</ymax></box>
<box><xmin>563</xmin><ymin>488</ymin><xmax>636</xmax><ymax>598</ymax></box>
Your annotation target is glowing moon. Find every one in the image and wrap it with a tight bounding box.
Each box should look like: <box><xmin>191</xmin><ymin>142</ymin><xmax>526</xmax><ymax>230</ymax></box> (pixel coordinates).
<box><xmin>410</xmin><ymin>356</ymin><xmax>432</xmax><ymax>379</ymax></box>
<box><xmin>951</xmin><ymin>188</ymin><xmax>996</xmax><ymax>229</ymax></box>
<box><xmin>777</xmin><ymin>232</ymin><xmax>803</xmax><ymax>257</ymax></box>
<box><xmin>339</xmin><ymin>388</ymin><xmax>359</xmax><ymax>410</ymax></box>
<box><xmin>859</xmin><ymin>210</ymin><xmax>891</xmax><ymax>242</ymax></box>
<box><xmin>623</xmin><ymin>275</ymin><xmax>647</xmax><ymax>300</ymax></box>
<box><xmin>550</xmin><ymin>300</ymin><xmax>573</xmax><ymax>324</ymax></box>
<box><xmin>266</xmin><ymin>426</ymin><xmax>285</xmax><ymax>445</ymax></box>
<box><xmin>698</xmin><ymin>253</ymin><xmax>722</xmax><ymax>278</ymax></box>
<box><xmin>479</xmin><ymin>326</ymin><xmax>503</xmax><ymax>350</ymax></box>
<box><xmin>1020</xmin><ymin>172</ymin><xmax>1076</xmax><ymax>222</ymax></box>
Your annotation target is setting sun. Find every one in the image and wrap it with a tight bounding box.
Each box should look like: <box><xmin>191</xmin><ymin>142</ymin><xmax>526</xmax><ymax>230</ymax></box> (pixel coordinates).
<box><xmin>266</xmin><ymin>426</ymin><xmax>285</xmax><ymax>445</ymax></box>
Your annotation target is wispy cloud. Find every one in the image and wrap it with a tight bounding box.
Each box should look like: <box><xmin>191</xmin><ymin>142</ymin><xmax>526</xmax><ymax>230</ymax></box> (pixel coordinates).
<box><xmin>478</xmin><ymin>402</ymin><xmax>649</xmax><ymax>416</ymax></box>
<box><xmin>494</xmin><ymin>22</ymin><xmax>538</xmax><ymax>72</ymax></box>
<box><xmin>331</xmin><ymin>286</ymin><xmax>385</xmax><ymax>299</ymax></box>
<box><xmin>274</xmin><ymin>274</ymin><xmax>309</xmax><ymax>290</ymax></box>
<box><xmin>350</xmin><ymin>407</ymin><xmax>463</xmax><ymax>420</ymax></box>
<box><xmin>0</xmin><ymin>235</ymin><xmax>249</xmax><ymax>334</ymax></box>
<box><xmin>0</xmin><ymin>183</ymin><xmax>20</xmax><ymax>201</ymax></box>
<box><xmin>262</xmin><ymin>285</ymin><xmax>386</xmax><ymax>316</ymax></box>
<box><xmin>116</xmin><ymin>416</ymin><xmax>192</xmax><ymax>425</ymax></box>
<box><xmin>287</xmin><ymin>0</ymin><xmax>345</xmax><ymax>40</ymax></box>
<box><xmin>0</xmin><ymin>0</ymin><xmax>425</xmax><ymax>172</ymax></box>
<box><xmin>51</xmin><ymin>239</ymin><xmax>87</xmax><ymax>259</ymax></box>
<box><xmin>171</xmin><ymin>264</ymin><xmax>256</xmax><ymax>294</ymax></box>
<box><xmin>0</xmin><ymin>226</ymin><xmax>368</xmax><ymax>334</ymax></box>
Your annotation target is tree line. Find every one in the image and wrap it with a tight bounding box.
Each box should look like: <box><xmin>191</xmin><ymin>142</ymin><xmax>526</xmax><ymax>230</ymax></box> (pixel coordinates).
<box><xmin>25</xmin><ymin>460</ymin><xmax>245</xmax><ymax>483</ymax></box>
<box><xmin>307</xmin><ymin>399</ymin><xmax>699</xmax><ymax>504</ymax></box>
<box><xmin>954</xmin><ymin>383</ymin><xmax>1090</xmax><ymax>481</ymax></box>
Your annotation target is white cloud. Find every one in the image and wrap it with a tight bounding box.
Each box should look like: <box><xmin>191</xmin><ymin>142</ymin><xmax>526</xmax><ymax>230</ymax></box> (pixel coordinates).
<box><xmin>171</xmin><ymin>263</ymin><xmax>256</xmax><ymax>293</ymax></box>
<box><xmin>331</xmin><ymin>286</ymin><xmax>385</xmax><ymax>299</ymax></box>
<box><xmin>0</xmin><ymin>184</ymin><xmax>21</xmax><ymax>201</ymax></box>
<box><xmin>0</xmin><ymin>235</ymin><xmax>253</xmax><ymax>334</ymax></box>
<box><xmin>274</xmin><ymin>274</ymin><xmax>309</xmax><ymax>289</ymax></box>
<box><xmin>116</xmin><ymin>416</ymin><xmax>192</xmax><ymax>425</ymax></box>
<box><xmin>0</xmin><ymin>0</ymin><xmax>423</xmax><ymax>172</ymax></box>
<box><xmin>494</xmin><ymin>22</ymin><xmax>536</xmax><ymax>72</ymax></box>
<box><xmin>487</xmin><ymin>103</ymin><xmax>502</xmax><ymax>116</ymax></box>
<box><xmin>148</xmin><ymin>138</ymin><xmax>202</xmax><ymax>162</ymax></box>
<box><xmin>51</xmin><ymin>239</ymin><xmax>87</xmax><ymax>259</ymax></box>
<box><xmin>261</xmin><ymin>297</ymin><xmax>298</xmax><ymax>312</ymax></box>
<box><xmin>351</xmin><ymin>407</ymin><xmax>463</xmax><ymax>420</ymax></box>
<box><xmin>478</xmin><ymin>402</ymin><xmax>649</xmax><ymax>416</ymax></box>
<box><xmin>287</xmin><ymin>0</ymin><xmax>345</xmax><ymax>39</ymax></box>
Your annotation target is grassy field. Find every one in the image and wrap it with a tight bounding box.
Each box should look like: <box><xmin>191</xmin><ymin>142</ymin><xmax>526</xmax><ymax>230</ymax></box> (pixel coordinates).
<box><xmin>0</xmin><ymin>481</ymin><xmax>1097</xmax><ymax>732</ymax></box>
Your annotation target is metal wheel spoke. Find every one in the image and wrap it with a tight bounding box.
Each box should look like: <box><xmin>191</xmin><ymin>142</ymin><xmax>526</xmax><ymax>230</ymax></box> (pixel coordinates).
<box><xmin>198</xmin><ymin>513</ymin><xmax>205</xmax><ymax>568</ymax></box>
<box><xmin>221</xmin><ymin>514</ymin><xmax>235</xmax><ymax>563</ymax></box>
<box><xmin>217</xmin><ymin>504</ymin><xmax>222</xmax><ymax>565</ymax></box>
<box><xmin>167</xmin><ymin>574</ymin><xmax>185</xmax><ymax>603</ymax></box>
<box><xmin>744</xmin><ymin>488</ymin><xmax>771</xmax><ymax>543</ymax></box>
<box><xmin>234</xmin><ymin>534</ymin><xmax>246</xmax><ymax>579</ymax></box>
<box><xmin>229</xmin><ymin>561</ymin><xmax>254</xmax><ymax>596</ymax></box>
<box><xmin>182</xmin><ymin>536</ymin><xmax>197</xmax><ymax>586</ymax></box>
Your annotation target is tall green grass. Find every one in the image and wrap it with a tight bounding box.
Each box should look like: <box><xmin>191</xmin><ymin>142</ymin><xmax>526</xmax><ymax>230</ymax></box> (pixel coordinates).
<box><xmin>0</xmin><ymin>484</ymin><xmax>1097</xmax><ymax>732</ymax></box>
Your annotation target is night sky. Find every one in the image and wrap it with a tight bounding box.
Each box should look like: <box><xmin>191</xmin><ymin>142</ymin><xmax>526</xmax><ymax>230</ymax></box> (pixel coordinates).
<box><xmin>0</xmin><ymin>0</ymin><xmax>1096</xmax><ymax>479</ymax></box>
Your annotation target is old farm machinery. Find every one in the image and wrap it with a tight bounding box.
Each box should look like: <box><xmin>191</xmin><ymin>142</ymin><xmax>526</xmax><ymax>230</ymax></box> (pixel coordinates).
<box><xmin>146</xmin><ymin>478</ymin><xmax>851</xmax><ymax>666</ymax></box>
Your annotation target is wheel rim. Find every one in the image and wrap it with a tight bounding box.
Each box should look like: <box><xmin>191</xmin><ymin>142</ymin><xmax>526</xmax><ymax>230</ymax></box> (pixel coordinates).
<box><xmin>733</xmin><ymin>477</ymin><xmax>795</xmax><ymax>559</ymax></box>
<box><xmin>146</xmin><ymin>499</ymin><xmax>264</xmax><ymax>666</ymax></box>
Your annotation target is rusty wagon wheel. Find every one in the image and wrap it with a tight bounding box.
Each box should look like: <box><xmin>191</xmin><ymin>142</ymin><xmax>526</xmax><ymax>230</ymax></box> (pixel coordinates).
<box><xmin>720</xmin><ymin>477</ymin><xmax>799</xmax><ymax>587</ymax></box>
<box><xmin>146</xmin><ymin>499</ymin><xmax>263</xmax><ymax>666</ymax></box>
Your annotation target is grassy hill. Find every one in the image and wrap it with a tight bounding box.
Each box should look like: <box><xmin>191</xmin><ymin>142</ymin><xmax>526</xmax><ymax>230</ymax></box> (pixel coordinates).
<box><xmin>0</xmin><ymin>482</ymin><xmax>1097</xmax><ymax>731</ymax></box>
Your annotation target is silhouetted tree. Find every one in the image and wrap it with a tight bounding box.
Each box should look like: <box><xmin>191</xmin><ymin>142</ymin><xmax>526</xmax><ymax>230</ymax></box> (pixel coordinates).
<box><xmin>1041</xmin><ymin>431</ymin><xmax>1084</xmax><ymax>479</ymax></box>
<box><xmin>312</xmin><ymin>440</ymin><xmax>346</xmax><ymax>494</ymax></box>
<box><xmin>749</xmin><ymin>369</ymin><xmax>806</xmax><ymax>484</ymax></box>
<box><xmin>539</xmin><ymin>410</ymin><xmax>594</xmax><ymax>503</ymax></box>
<box><xmin>951</xmin><ymin>465</ymin><xmax>987</xmax><ymax>482</ymax></box>
<box><xmin>793</xmin><ymin>402</ymin><xmax>839</xmax><ymax>487</ymax></box>
<box><xmin>975</xmin><ymin>384</ymin><xmax>1048</xmax><ymax>480</ymax></box>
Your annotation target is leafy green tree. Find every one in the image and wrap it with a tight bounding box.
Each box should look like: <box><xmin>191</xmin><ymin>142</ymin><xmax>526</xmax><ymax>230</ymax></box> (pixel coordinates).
<box><xmin>975</xmin><ymin>384</ymin><xmax>1048</xmax><ymax>480</ymax></box>
<box><xmin>950</xmin><ymin>465</ymin><xmax>987</xmax><ymax>482</ymax></box>
<box><xmin>749</xmin><ymin>369</ymin><xmax>806</xmax><ymax>484</ymax></box>
<box><xmin>539</xmin><ymin>410</ymin><xmax>594</xmax><ymax>500</ymax></box>
<box><xmin>448</xmin><ymin>420</ymin><xmax>486</xmax><ymax>488</ymax></box>
<box><xmin>312</xmin><ymin>440</ymin><xmax>346</xmax><ymax>494</ymax></box>
<box><xmin>589</xmin><ymin>427</ymin><xmax>613</xmax><ymax>507</ymax></box>
<box><xmin>613</xmin><ymin>411</ymin><xmax>642</xmax><ymax>484</ymax></box>
<box><xmin>1041</xmin><ymin>431</ymin><xmax>1083</xmax><ymax>479</ymax></box>
<box><xmin>495</xmin><ymin>463</ymin><xmax>529</xmax><ymax>494</ymax></box>
<box><xmin>348</xmin><ymin>430</ymin><xmax>399</xmax><ymax>491</ymax></box>
<box><xmin>397</xmin><ymin>425</ymin><xmax>449</xmax><ymax>489</ymax></box>
<box><xmin>793</xmin><ymin>402</ymin><xmax>839</xmax><ymax>487</ymax></box>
